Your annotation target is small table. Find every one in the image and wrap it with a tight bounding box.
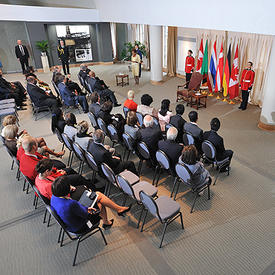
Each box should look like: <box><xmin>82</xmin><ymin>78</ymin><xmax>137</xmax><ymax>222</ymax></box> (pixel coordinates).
<box><xmin>190</xmin><ymin>93</ymin><xmax>207</xmax><ymax>110</ymax></box>
<box><xmin>116</xmin><ymin>74</ymin><xmax>129</xmax><ymax>87</ymax></box>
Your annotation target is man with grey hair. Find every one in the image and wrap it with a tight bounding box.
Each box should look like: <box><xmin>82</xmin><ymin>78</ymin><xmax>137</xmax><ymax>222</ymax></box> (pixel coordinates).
<box><xmin>15</xmin><ymin>39</ymin><xmax>29</xmax><ymax>74</ymax></box>
<box><xmin>136</xmin><ymin>115</ymin><xmax>163</xmax><ymax>163</ymax></box>
<box><xmin>89</xmin><ymin>129</ymin><xmax>138</xmax><ymax>175</ymax></box>
<box><xmin>158</xmin><ymin>127</ymin><xmax>183</xmax><ymax>171</ymax></box>
<box><xmin>79</xmin><ymin>64</ymin><xmax>88</xmax><ymax>81</ymax></box>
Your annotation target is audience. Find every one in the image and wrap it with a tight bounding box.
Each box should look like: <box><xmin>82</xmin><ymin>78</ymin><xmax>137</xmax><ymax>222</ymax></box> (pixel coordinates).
<box><xmin>57</xmin><ymin>75</ymin><xmax>88</xmax><ymax>113</ymax></box>
<box><xmin>51</xmin><ymin>108</ymin><xmax>66</xmax><ymax>133</ymax></box>
<box><xmin>124</xmin><ymin>90</ymin><xmax>138</xmax><ymax>112</ymax></box>
<box><xmin>78</xmin><ymin>64</ymin><xmax>88</xmax><ymax>82</ymax></box>
<box><xmin>137</xmin><ymin>94</ymin><xmax>158</xmax><ymax>117</ymax></box>
<box><xmin>203</xmin><ymin>118</ymin><xmax>233</xmax><ymax>172</ymax></box>
<box><xmin>179</xmin><ymin>145</ymin><xmax>211</xmax><ymax>188</ymax></box>
<box><xmin>74</xmin><ymin>120</ymin><xmax>93</xmax><ymax>151</ymax></box>
<box><xmin>158</xmin><ymin>127</ymin><xmax>183</xmax><ymax>172</ymax></box>
<box><xmin>2</xmin><ymin>124</ymin><xmax>18</xmax><ymax>157</ymax></box>
<box><xmin>89</xmin><ymin>129</ymin><xmax>138</xmax><ymax>175</ymax></box>
<box><xmin>136</xmin><ymin>115</ymin><xmax>163</xmax><ymax>163</ymax></box>
<box><xmin>158</xmin><ymin>99</ymin><xmax>172</xmax><ymax>132</ymax></box>
<box><xmin>89</xmin><ymin>92</ymin><xmax>101</xmax><ymax>117</ymax></box>
<box><xmin>170</xmin><ymin>104</ymin><xmax>186</xmax><ymax>143</ymax></box>
<box><xmin>124</xmin><ymin>111</ymin><xmax>139</xmax><ymax>140</ymax></box>
<box><xmin>64</xmin><ymin>113</ymin><xmax>77</xmax><ymax>141</ymax></box>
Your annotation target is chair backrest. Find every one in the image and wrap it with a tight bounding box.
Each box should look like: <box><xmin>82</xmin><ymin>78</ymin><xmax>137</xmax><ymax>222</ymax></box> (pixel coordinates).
<box><xmin>156</xmin><ymin>150</ymin><xmax>170</xmax><ymax>170</ymax></box>
<box><xmin>3</xmin><ymin>143</ymin><xmax>16</xmax><ymax>159</ymax></box>
<box><xmin>0</xmin><ymin>135</ymin><xmax>5</xmax><ymax>144</ymax></box>
<box><xmin>72</xmin><ymin>142</ymin><xmax>85</xmax><ymax>161</ymax></box>
<box><xmin>32</xmin><ymin>184</ymin><xmax>50</xmax><ymax>205</ymax></box>
<box><xmin>137</xmin><ymin>142</ymin><xmax>150</xmax><ymax>160</ymax></box>
<box><xmin>188</xmin><ymin>72</ymin><xmax>203</xmax><ymax>91</ymax></box>
<box><xmin>88</xmin><ymin>112</ymin><xmax>98</xmax><ymax>128</ymax></box>
<box><xmin>175</xmin><ymin>163</ymin><xmax>191</xmax><ymax>185</ymax></box>
<box><xmin>51</xmin><ymin>80</ymin><xmax>61</xmax><ymax>98</ymax></box>
<box><xmin>139</xmin><ymin>190</ymin><xmax>160</xmax><ymax>220</ymax></box>
<box><xmin>107</xmin><ymin>124</ymin><xmax>118</xmax><ymax>143</ymax></box>
<box><xmin>97</xmin><ymin>118</ymin><xmax>109</xmax><ymax>136</ymax></box>
<box><xmin>78</xmin><ymin>73</ymin><xmax>85</xmax><ymax>87</ymax></box>
<box><xmin>55</xmin><ymin>128</ymin><xmax>64</xmax><ymax>144</ymax></box>
<box><xmin>123</xmin><ymin>106</ymin><xmax>129</xmax><ymax>118</ymax></box>
<box><xmin>202</xmin><ymin>140</ymin><xmax>216</xmax><ymax>160</ymax></box>
<box><xmin>183</xmin><ymin>132</ymin><xmax>194</xmax><ymax>146</ymax></box>
<box><xmin>152</xmin><ymin>117</ymin><xmax>160</xmax><ymax>128</ymax></box>
<box><xmin>85</xmin><ymin>151</ymin><xmax>99</xmax><ymax>172</ymax></box>
<box><xmin>122</xmin><ymin>133</ymin><xmax>134</xmax><ymax>151</ymax></box>
<box><xmin>165</xmin><ymin>123</ymin><xmax>173</xmax><ymax>132</ymax></box>
<box><xmin>62</xmin><ymin>133</ymin><xmax>73</xmax><ymax>151</ymax></box>
<box><xmin>101</xmin><ymin>163</ymin><xmax>118</xmax><ymax>187</ymax></box>
<box><xmin>136</xmin><ymin>112</ymin><xmax>144</xmax><ymax>126</ymax></box>
<box><xmin>116</xmin><ymin>174</ymin><xmax>135</xmax><ymax>198</ymax></box>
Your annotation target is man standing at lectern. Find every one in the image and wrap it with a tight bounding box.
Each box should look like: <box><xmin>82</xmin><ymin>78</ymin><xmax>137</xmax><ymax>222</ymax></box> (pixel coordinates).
<box><xmin>239</xmin><ymin>61</ymin><xmax>255</xmax><ymax>111</ymax></box>
<box><xmin>15</xmin><ymin>40</ymin><xmax>29</xmax><ymax>74</ymax></box>
<box><xmin>185</xmin><ymin>50</ymin><xmax>195</xmax><ymax>88</ymax></box>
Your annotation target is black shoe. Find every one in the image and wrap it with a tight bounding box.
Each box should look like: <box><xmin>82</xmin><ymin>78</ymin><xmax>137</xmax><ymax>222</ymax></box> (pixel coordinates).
<box><xmin>102</xmin><ymin>219</ymin><xmax>114</xmax><ymax>230</ymax></box>
<box><xmin>241</xmin><ymin>108</ymin><xmax>246</xmax><ymax>111</ymax></box>
<box><xmin>238</xmin><ymin>106</ymin><xmax>242</xmax><ymax>109</ymax></box>
<box><xmin>114</xmin><ymin>103</ymin><xmax>121</xmax><ymax>107</ymax></box>
<box><xmin>17</xmin><ymin>106</ymin><xmax>27</xmax><ymax>111</ymax></box>
<box><xmin>118</xmin><ymin>204</ymin><xmax>132</xmax><ymax>216</ymax></box>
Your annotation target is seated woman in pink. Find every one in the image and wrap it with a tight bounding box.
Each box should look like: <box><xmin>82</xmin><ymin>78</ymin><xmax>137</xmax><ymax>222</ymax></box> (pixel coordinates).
<box><xmin>158</xmin><ymin>99</ymin><xmax>172</xmax><ymax>131</ymax></box>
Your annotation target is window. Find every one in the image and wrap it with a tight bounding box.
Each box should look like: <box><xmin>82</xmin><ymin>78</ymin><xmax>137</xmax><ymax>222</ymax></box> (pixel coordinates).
<box><xmin>162</xmin><ymin>26</ymin><xmax>168</xmax><ymax>68</ymax></box>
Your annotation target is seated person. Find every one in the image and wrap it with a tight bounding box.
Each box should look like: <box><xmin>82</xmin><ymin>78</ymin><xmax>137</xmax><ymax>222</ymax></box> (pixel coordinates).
<box><xmin>184</xmin><ymin>111</ymin><xmax>203</xmax><ymax>153</ymax></box>
<box><xmin>57</xmin><ymin>75</ymin><xmax>88</xmax><ymax>113</ymax></box>
<box><xmin>136</xmin><ymin>115</ymin><xmax>163</xmax><ymax>163</ymax></box>
<box><xmin>124</xmin><ymin>90</ymin><xmax>138</xmax><ymax>112</ymax></box>
<box><xmin>158</xmin><ymin>127</ymin><xmax>183</xmax><ymax>172</ymax></box>
<box><xmin>78</xmin><ymin>64</ymin><xmax>88</xmax><ymax>82</ymax></box>
<box><xmin>179</xmin><ymin>145</ymin><xmax>211</xmax><ymax>188</ymax></box>
<box><xmin>26</xmin><ymin>76</ymin><xmax>58</xmax><ymax>110</ymax></box>
<box><xmin>124</xmin><ymin>111</ymin><xmax>139</xmax><ymax>140</ymax></box>
<box><xmin>64</xmin><ymin>113</ymin><xmax>77</xmax><ymax>141</ymax></box>
<box><xmin>158</xmin><ymin>99</ymin><xmax>173</xmax><ymax>132</ymax></box>
<box><xmin>203</xmin><ymin>118</ymin><xmax>233</xmax><ymax>172</ymax></box>
<box><xmin>86</xmin><ymin>70</ymin><xmax>121</xmax><ymax>107</ymax></box>
<box><xmin>74</xmin><ymin>120</ymin><xmax>93</xmax><ymax>151</ymax></box>
<box><xmin>51</xmin><ymin>176</ymin><xmax>132</xmax><ymax>232</ymax></box>
<box><xmin>25</xmin><ymin>66</ymin><xmax>51</xmax><ymax>91</ymax></box>
<box><xmin>89</xmin><ymin>92</ymin><xmax>101</xmax><ymax>117</ymax></box>
<box><xmin>0</xmin><ymin>86</ymin><xmax>25</xmax><ymax>110</ymax></box>
<box><xmin>51</xmin><ymin>107</ymin><xmax>66</xmax><ymax>133</ymax></box>
<box><xmin>89</xmin><ymin>129</ymin><xmax>138</xmax><ymax>175</ymax></box>
<box><xmin>137</xmin><ymin>94</ymin><xmax>158</xmax><ymax>117</ymax></box>
<box><xmin>2</xmin><ymin>124</ymin><xmax>18</xmax><ymax>157</ymax></box>
<box><xmin>35</xmin><ymin>159</ymin><xmax>102</xmax><ymax>200</ymax></box>
<box><xmin>98</xmin><ymin>101</ymin><xmax>125</xmax><ymax>141</ymax></box>
<box><xmin>170</xmin><ymin>104</ymin><xmax>186</xmax><ymax>143</ymax></box>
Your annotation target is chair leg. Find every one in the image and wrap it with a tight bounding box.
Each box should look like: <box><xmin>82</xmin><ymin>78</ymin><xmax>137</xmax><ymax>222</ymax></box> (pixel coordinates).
<box><xmin>67</xmin><ymin>151</ymin><xmax>72</xmax><ymax>166</ymax></box>
<box><xmin>11</xmin><ymin>159</ymin><xmax>14</xmax><ymax>170</ymax></box>
<box><xmin>73</xmin><ymin>238</ymin><xmax>81</xmax><ymax>266</ymax></box>
<box><xmin>99</xmin><ymin>227</ymin><xmax>108</xmax><ymax>245</ymax></box>
<box><xmin>61</xmin><ymin>143</ymin><xmax>65</xmax><ymax>151</ymax></box>
<box><xmin>152</xmin><ymin>166</ymin><xmax>158</xmax><ymax>186</ymax></box>
<box><xmin>137</xmin><ymin>206</ymin><xmax>144</xmax><ymax>228</ymax></box>
<box><xmin>60</xmin><ymin>229</ymin><xmax>65</xmax><ymax>247</ymax></box>
<box><xmin>23</xmin><ymin>179</ymin><xmax>26</xmax><ymax>191</ymax></box>
<box><xmin>26</xmin><ymin>182</ymin><xmax>30</xmax><ymax>194</ymax></box>
<box><xmin>214</xmin><ymin>167</ymin><xmax>221</xmax><ymax>185</ymax></box>
<box><xmin>171</xmin><ymin>177</ymin><xmax>178</xmax><ymax>198</ymax></box>
<box><xmin>123</xmin><ymin>148</ymin><xmax>127</xmax><ymax>161</ymax></box>
<box><xmin>138</xmin><ymin>160</ymin><xmax>143</xmax><ymax>175</ymax></box>
<box><xmin>179</xmin><ymin>212</ymin><xmax>184</xmax><ymax>230</ymax></box>
<box><xmin>70</xmin><ymin>154</ymin><xmax>74</xmax><ymax>167</ymax></box>
<box><xmin>207</xmin><ymin>185</ymin><xmax>211</xmax><ymax>200</ymax></box>
<box><xmin>127</xmin><ymin>150</ymin><xmax>131</xmax><ymax>161</ymax></box>
<box><xmin>190</xmin><ymin>193</ymin><xmax>199</xmax><ymax>213</ymax></box>
<box><xmin>140</xmin><ymin>209</ymin><xmax>148</xmax><ymax>232</ymax></box>
<box><xmin>159</xmin><ymin>222</ymin><xmax>168</xmax><ymax>248</ymax></box>
<box><xmin>47</xmin><ymin>213</ymin><xmax>51</xmax><ymax>227</ymax></box>
<box><xmin>174</xmin><ymin>180</ymin><xmax>180</xmax><ymax>200</ymax></box>
<box><xmin>57</xmin><ymin>228</ymin><xmax>62</xmax><ymax>243</ymax></box>
<box><xmin>155</xmin><ymin>168</ymin><xmax>162</xmax><ymax>187</ymax></box>
<box><xmin>35</xmin><ymin>196</ymin><xmax>38</xmax><ymax>209</ymax></box>
<box><xmin>33</xmin><ymin>194</ymin><xmax>36</xmax><ymax>206</ymax></box>
<box><xmin>43</xmin><ymin>209</ymin><xmax>47</xmax><ymax>223</ymax></box>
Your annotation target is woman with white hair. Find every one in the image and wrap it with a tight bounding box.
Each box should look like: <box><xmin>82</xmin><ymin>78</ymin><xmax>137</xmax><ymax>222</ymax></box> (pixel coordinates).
<box><xmin>123</xmin><ymin>90</ymin><xmax>137</xmax><ymax>111</ymax></box>
<box><xmin>74</xmin><ymin>120</ymin><xmax>93</xmax><ymax>151</ymax></box>
<box><xmin>2</xmin><ymin>124</ymin><xmax>19</xmax><ymax>156</ymax></box>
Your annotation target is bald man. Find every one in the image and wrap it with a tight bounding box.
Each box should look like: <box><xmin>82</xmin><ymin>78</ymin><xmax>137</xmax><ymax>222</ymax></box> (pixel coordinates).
<box><xmin>15</xmin><ymin>40</ymin><xmax>29</xmax><ymax>74</ymax></box>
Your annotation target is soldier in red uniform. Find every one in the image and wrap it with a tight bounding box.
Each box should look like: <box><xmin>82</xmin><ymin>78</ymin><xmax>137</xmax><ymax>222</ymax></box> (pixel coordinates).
<box><xmin>185</xmin><ymin>50</ymin><xmax>195</xmax><ymax>88</ymax></box>
<box><xmin>239</xmin><ymin>61</ymin><xmax>255</xmax><ymax>110</ymax></box>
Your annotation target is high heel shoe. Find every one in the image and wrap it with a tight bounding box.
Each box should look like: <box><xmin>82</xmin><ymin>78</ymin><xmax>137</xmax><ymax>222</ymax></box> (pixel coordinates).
<box><xmin>102</xmin><ymin>219</ymin><xmax>114</xmax><ymax>230</ymax></box>
<box><xmin>117</xmin><ymin>204</ymin><xmax>132</xmax><ymax>216</ymax></box>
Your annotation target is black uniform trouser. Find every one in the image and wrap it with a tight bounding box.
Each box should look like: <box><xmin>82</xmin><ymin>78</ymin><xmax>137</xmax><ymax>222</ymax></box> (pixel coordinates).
<box><xmin>19</xmin><ymin>58</ymin><xmax>29</xmax><ymax>73</ymax></box>
<box><xmin>240</xmin><ymin>90</ymin><xmax>249</xmax><ymax>110</ymax></box>
<box><xmin>61</xmin><ymin>59</ymin><xmax>70</xmax><ymax>75</ymax></box>
<box><xmin>185</xmin><ymin>73</ymin><xmax>192</xmax><ymax>87</ymax></box>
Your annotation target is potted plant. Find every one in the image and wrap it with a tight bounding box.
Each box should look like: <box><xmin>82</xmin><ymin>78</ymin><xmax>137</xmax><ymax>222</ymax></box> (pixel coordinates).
<box><xmin>35</xmin><ymin>40</ymin><xmax>50</xmax><ymax>72</ymax></box>
<box><xmin>120</xmin><ymin>40</ymin><xmax>148</xmax><ymax>60</ymax></box>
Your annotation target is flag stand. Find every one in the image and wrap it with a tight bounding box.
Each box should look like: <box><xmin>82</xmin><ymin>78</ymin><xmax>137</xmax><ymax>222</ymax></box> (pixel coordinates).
<box><xmin>222</xmin><ymin>98</ymin><xmax>227</xmax><ymax>102</ymax></box>
<box><xmin>208</xmin><ymin>93</ymin><xmax>214</xmax><ymax>97</ymax></box>
<box><xmin>228</xmin><ymin>100</ymin><xmax>235</xmax><ymax>104</ymax></box>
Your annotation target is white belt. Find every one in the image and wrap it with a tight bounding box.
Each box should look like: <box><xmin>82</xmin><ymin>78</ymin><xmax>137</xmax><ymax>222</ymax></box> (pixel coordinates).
<box><xmin>244</xmin><ymin>80</ymin><xmax>250</xmax><ymax>82</ymax></box>
<box><xmin>187</xmin><ymin>64</ymin><xmax>192</xmax><ymax>66</ymax></box>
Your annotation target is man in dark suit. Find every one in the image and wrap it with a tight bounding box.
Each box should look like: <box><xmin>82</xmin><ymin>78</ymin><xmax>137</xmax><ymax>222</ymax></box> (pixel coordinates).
<box><xmin>158</xmin><ymin>127</ymin><xmax>183</xmax><ymax>172</ymax></box>
<box><xmin>170</xmin><ymin>104</ymin><xmax>186</xmax><ymax>143</ymax></box>
<box><xmin>26</xmin><ymin>76</ymin><xmax>58</xmax><ymax>110</ymax></box>
<box><xmin>136</xmin><ymin>115</ymin><xmax>163</xmax><ymax>163</ymax></box>
<box><xmin>89</xmin><ymin>129</ymin><xmax>138</xmax><ymax>175</ymax></box>
<box><xmin>0</xmin><ymin>86</ymin><xmax>24</xmax><ymax>109</ymax></box>
<box><xmin>57</xmin><ymin>40</ymin><xmax>70</xmax><ymax>75</ymax></box>
<box><xmin>79</xmin><ymin>64</ymin><xmax>88</xmax><ymax>81</ymax></box>
<box><xmin>89</xmin><ymin>92</ymin><xmax>101</xmax><ymax>117</ymax></box>
<box><xmin>184</xmin><ymin>111</ymin><xmax>203</xmax><ymax>152</ymax></box>
<box><xmin>203</xmin><ymin>118</ymin><xmax>233</xmax><ymax>172</ymax></box>
<box><xmin>135</xmin><ymin>44</ymin><xmax>142</xmax><ymax>77</ymax></box>
<box><xmin>15</xmin><ymin>40</ymin><xmax>29</xmax><ymax>74</ymax></box>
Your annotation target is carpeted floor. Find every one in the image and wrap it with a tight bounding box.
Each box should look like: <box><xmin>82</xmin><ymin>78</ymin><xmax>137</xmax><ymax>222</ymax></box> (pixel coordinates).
<box><xmin>0</xmin><ymin>64</ymin><xmax>274</xmax><ymax>275</ymax></box>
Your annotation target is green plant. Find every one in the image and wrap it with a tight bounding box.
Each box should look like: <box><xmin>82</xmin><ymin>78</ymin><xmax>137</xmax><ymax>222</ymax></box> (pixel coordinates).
<box><xmin>120</xmin><ymin>40</ymin><xmax>147</xmax><ymax>60</ymax></box>
<box><xmin>35</xmin><ymin>40</ymin><xmax>49</xmax><ymax>53</ymax></box>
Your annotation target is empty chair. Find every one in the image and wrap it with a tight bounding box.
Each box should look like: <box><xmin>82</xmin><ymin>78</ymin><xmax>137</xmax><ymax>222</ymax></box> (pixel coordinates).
<box><xmin>72</xmin><ymin>142</ymin><xmax>86</xmax><ymax>174</ymax></box>
<box><xmin>88</xmin><ymin>112</ymin><xmax>98</xmax><ymax>129</ymax></box>
<box><xmin>136</xmin><ymin>112</ymin><xmax>144</xmax><ymax>126</ymax></box>
<box><xmin>61</xmin><ymin>133</ymin><xmax>74</xmax><ymax>166</ymax></box>
<box><xmin>183</xmin><ymin>132</ymin><xmax>194</xmax><ymax>146</ymax></box>
<box><xmin>136</xmin><ymin>142</ymin><xmax>150</xmax><ymax>175</ymax></box>
<box><xmin>107</xmin><ymin>124</ymin><xmax>119</xmax><ymax>146</ymax></box>
<box><xmin>123</xmin><ymin>106</ymin><xmax>129</xmax><ymax>118</ymax></box>
<box><xmin>0</xmin><ymin>98</ymin><xmax>15</xmax><ymax>104</ymax></box>
<box><xmin>172</xmin><ymin>163</ymin><xmax>211</xmax><ymax>213</ymax></box>
<box><xmin>97</xmin><ymin>117</ymin><xmax>109</xmax><ymax>137</ymax></box>
<box><xmin>139</xmin><ymin>191</ymin><xmax>184</xmax><ymax>248</ymax></box>
<box><xmin>202</xmin><ymin>140</ymin><xmax>230</xmax><ymax>185</ymax></box>
<box><xmin>122</xmin><ymin>133</ymin><xmax>135</xmax><ymax>161</ymax></box>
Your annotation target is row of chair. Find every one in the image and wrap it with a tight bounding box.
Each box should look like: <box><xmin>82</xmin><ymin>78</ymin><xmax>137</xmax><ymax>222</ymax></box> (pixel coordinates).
<box><xmin>0</xmin><ymin>98</ymin><xmax>20</xmax><ymax>124</ymax></box>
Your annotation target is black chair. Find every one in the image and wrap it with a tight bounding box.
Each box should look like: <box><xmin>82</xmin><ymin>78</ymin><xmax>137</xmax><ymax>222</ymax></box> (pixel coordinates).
<box><xmin>62</xmin><ymin>133</ymin><xmax>74</xmax><ymax>166</ymax></box>
<box><xmin>72</xmin><ymin>142</ymin><xmax>86</xmax><ymax>174</ymax></box>
<box><xmin>202</xmin><ymin>140</ymin><xmax>230</xmax><ymax>185</ymax></box>
<box><xmin>97</xmin><ymin>117</ymin><xmax>109</xmax><ymax>137</ymax></box>
<box><xmin>172</xmin><ymin>163</ymin><xmax>211</xmax><ymax>213</ymax></box>
<box><xmin>85</xmin><ymin>151</ymin><xmax>99</xmax><ymax>183</ymax></box>
<box><xmin>136</xmin><ymin>142</ymin><xmax>151</xmax><ymax>175</ymax></box>
<box><xmin>55</xmin><ymin>128</ymin><xmax>65</xmax><ymax>151</ymax></box>
<box><xmin>136</xmin><ymin>112</ymin><xmax>144</xmax><ymax>126</ymax></box>
<box><xmin>78</xmin><ymin>73</ymin><xmax>89</xmax><ymax>92</ymax></box>
<box><xmin>88</xmin><ymin>112</ymin><xmax>98</xmax><ymax>129</ymax></box>
<box><xmin>107</xmin><ymin>124</ymin><xmax>119</xmax><ymax>146</ymax></box>
<box><xmin>46</xmin><ymin>206</ymin><xmax>107</xmax><ymax>266</ymax></box>
<box><xmin>122</xmin><ymin>133</ymin><xmax>135</xmax><ymax>161</ymax></box>
<box><xmin>123</xmin><ymin>106</ymin><xmax>129</xmax><ymax>118</ymax></box>
<box><xmin>51</xmin><ymin>80</ymin><xmax>62</xmax><ymax>100</ymax></box>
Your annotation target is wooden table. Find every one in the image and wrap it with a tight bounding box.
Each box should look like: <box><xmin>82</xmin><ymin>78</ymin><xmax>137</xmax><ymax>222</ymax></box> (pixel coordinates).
<box><xmin>116</xmin><ymin>74</ymin><xmax>129</xmax><ymax>87</ymax></box>
<box><xmin>190</xmin><ymin>93</ymin><xmax>207</xmax><ymax>110</ymax></box>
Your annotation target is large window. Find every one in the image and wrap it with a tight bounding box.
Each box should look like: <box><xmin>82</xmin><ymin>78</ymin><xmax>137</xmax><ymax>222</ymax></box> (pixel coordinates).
<box><xmin>162</xmin><ymin>26</ymin><xmax>168</xmax><ymax>68</ymax></box>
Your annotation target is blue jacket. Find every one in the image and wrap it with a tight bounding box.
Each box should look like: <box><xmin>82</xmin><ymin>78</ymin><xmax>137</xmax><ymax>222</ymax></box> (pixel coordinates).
<box><xmin>58</xmin><ymin>82</ymin><xmax>76</xmax><ymax>106</ymax></box>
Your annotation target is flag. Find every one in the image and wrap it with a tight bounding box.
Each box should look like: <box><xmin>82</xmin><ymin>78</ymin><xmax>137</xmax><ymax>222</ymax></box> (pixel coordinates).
<box><xmin>208</xmin><ymin>40</ymin><xmax>217</xmax><ymax>93</ymax></box>
<box><xmin>196</xmin><ymin>38</ymin><xmax>204</xmax><ymax>73</ymax></box>
<box><xmin>222</xmin><ymin>44</ymin><xmax>231</xmax><ymax>97</ymax></box>
<box><xmin>201</xmin><ymin>40</ymin><xmax>208</xmax><ymax>76</ymax></box>
<box><xmin>215</xmin><ymin>42</ymin><xmax>224</xmax><ymax>93</ymax></box>
<box><xmin>229</xmin><ymin>44</ymin><xmax>239</xmax><ymax>99</ymax></box>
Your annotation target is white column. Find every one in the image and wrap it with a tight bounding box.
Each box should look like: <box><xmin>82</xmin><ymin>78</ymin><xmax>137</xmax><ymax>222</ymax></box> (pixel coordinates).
<box><xmin>149</xmin><ymin>25</ymin><xmax>163</xmax><ymax>84</ymax></box>
<box><xmin>258</xmin><ymin>36</ymin><xmax>275</xmax><ymax>131</ymax></box>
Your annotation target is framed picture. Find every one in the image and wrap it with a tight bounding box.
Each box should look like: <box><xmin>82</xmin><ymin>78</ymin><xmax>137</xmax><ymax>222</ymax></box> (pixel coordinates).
<box><xmin>75</xmin><ymin>48</ymin><xmax>93</xmax><ymax>62</ymax></box>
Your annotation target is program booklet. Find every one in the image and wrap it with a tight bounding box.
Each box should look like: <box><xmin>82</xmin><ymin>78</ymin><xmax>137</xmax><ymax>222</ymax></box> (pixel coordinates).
<box><xmin>78</xmin><ymin>190</ymin><xmax>98</xmax><ymax>208</ymax></box>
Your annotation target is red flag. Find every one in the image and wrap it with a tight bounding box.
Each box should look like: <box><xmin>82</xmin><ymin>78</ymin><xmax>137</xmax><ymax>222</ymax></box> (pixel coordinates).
<box><xmin>229</xmin><ymin>44</ymin><xmax>239</xmax><ymax>99</ymax></box>
<box><xmin>222</xmin><ymin>44</ymin><xmax>231</xmax><ymax>97</ymax></box>
<box><xmin>196</xmin><ymin>38</ymin><xmax>204</xmax><ymax>73</ymax></box>
<box><xmin>215</xmin><ymin>42</ymin><xmax>224</xmax><ymax>93</ymax></box>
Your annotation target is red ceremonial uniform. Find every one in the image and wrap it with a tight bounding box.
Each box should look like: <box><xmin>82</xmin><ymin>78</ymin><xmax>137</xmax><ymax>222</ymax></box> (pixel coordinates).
<box><xmin>185</xmin><ymin>56</ymin><xmax>195</xmax><ymax>73</ymax></box>
<box><xmin>240</xmin><ymin>68</ymin><xmax>255</xmax><ymax>90</ymax></box>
